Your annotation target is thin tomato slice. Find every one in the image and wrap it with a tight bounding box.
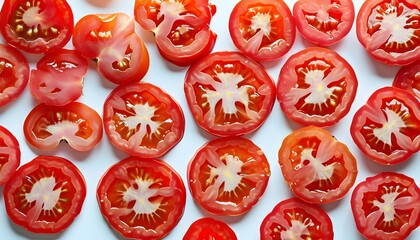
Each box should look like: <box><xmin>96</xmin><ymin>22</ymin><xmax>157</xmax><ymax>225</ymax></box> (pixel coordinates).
<box><xmin>393</xmin><ymin>60</ymin><xmax>420</xmax><ymax>100</ymax></box>
<box><xmin>183</xmin><ymin>218</ymin><xmax>237</xmax><ymax>240</ymax></box>
<box><xmin>0</xmin><ymin>125</ymin><xmax>20</xmax><ymax>185</ymax></box>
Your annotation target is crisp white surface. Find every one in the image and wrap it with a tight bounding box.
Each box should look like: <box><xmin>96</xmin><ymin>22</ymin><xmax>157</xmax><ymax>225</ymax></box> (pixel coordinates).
<box><xmin>0</xmin><ymin>0</ymin><xmax>419</xmax><ymax>239</ymax></box>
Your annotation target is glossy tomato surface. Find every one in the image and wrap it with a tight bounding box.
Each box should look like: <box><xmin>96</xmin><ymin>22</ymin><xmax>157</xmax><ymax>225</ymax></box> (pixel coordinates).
<box><xmin>0</xmin><ymin>125</ymin><xmax>20</xmax><ymax>185</ymax></box>
<box><xmin>187</xmin><ymin>137</ymin><xmax>270</xmax><ymax>216</ymax></box>
<box><xmin>356</xmin><ymin>0</ymin><xmax>420</xmax><ymax>65</ymax></box>
<box><xmin>260</xmin><ymin>198</ymin><xmax>334</xmax><ymax>239</ymax></box>
<box><xmin>103</xmin><ymin>82</ymin><xmax>184</xmax><ymax>158</ymax></box>
<box><xmin>4</xmin><ymin>155</ymin><xmax>86</xmax><ymax>233</ymax></box>
<box><xmin>97</xmin><ymin>156</ymin><xmax>186</xmax><ymax>240</ymax></box>
<box><xmin>23</xmin><ymin>102</ymin><xmax>103</xmax><ymax>151</ymax></box>
<box><xmin>393</xmin><ymin>60</ymin><xmax>420</xmax><ymax>100</ymax></box>
<box><xmin>184</xmin><ymin>51</ymin><xmax>276</xmax><ymax>137</ymax></box>
<box><xmin>229</xmin><ymin>0</ymin><xmax>296</xmax><ymax>61</ymax></box>
<box><xmin>277</xmin><ymin>47</ymin><xmax>358</xmax><ymax>127</ymax></box>
<box><xmin>351</xmin><ymin>86</ymin><xmax>420</xmax><ymax>165</ymax></box>
<box><xmin>0</xmin><ymin>0</ymin><xmax>73</xmax><ymax>54</ymax></box>
<box><xmin>351</xmin><ymin>172</ymin><xmax>420</xmax><ymax>240</ymax></box>
<box><xmin>183</xmin><ymin>218</ymin><xmax>237</xmax><ymax>240</ymax></box>
<box><xmin>293</xmin><ymin>0</ymin><xmax>355</xmax><ymax>46</ymax></box>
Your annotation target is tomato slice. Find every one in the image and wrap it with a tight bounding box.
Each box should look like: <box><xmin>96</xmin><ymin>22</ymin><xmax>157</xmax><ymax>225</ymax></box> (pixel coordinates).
<box><xmin>97</xmin><ymin>156</ymin><xmax>186</xmax><ymax>239</ymax></box>
<box><xmin>0</xmin><ymin>0</ymin><xmax>73</xmax><ymax>54</ymax></box>
<box><xmin>183</xmin><ymin>217</ymin><xmax>237</xmax><ymax>240</ymax></box>
<box><xmin>351</xmin><ymin>172</ymin><xmax>420</xmax><ymax>240</ymax></box>
<box><xmin>0</xmin><ymin>125</ymin><xmax>20</xmax><ymax>185</ymax></box>
<box><xmin>103</xmin><ymin>82</ymin><xmax>185</xmax><ymax>158</ymax></box>
<box><xmin>260</xmin><ymin>198</ymin><xmax>334</xmax><ymax>239</ymax></box>
<box><xmin>184</xmin><ymin>51</ymin><xmax>276</xmax><ymax>137</ymax></box>
<box><xmin>293</xmin><ymin>0</ymin><xmax>355</xmax><ymax>46</ymax></box>
<box><xmin>23</xmin><ymin>102</ymin><xmax>103</xmax><ymax>151</ymax></box>
<box><xmin>229</xmin><ymin>0</ymin><xmax>296</xmax><ymax>62</ymax></box>
<box><xmin>29</xmin><ymin>49</ymin><xmax>88</xmax><ymax>106</ymax></box>
<box><xmin>350</xmin><ymin>86</ymin><xmax>420</xmax><ymax>165</ymax></box>
<box><xmin>278</xmin><ymin>126</ymin><xmax>357</xmax><ymax>204</ymax></box>
<box><xmin>3</xmin><ymin>155</ymin><xmax>86</xmax><ymax>233</ymax></box>
<box><xmin>277</xmin><ymin>47</ymin><xmax>358</xmax><ymax>127</ymax></box>
<box><xmin>187</xmin><ymin>137</ymin><xmax>270</xmax><ymax>216</ymax></box>
<box><xmin>72</xmin><ymin>13</ymin><xmax>149</xmax><ymax>85</ymax></box>
<box><xmin>356</xmin><ymin>0</ymin><xmax>420</xmax><ymax>65</ymax></box>
<box><xmin>393</xmin><ymin>60</ymin><xmax>420</xmax><ymax>100</ymax></box>
<box><xmin>0</xmin><ymin>43</ymin><xmax>30</xmax><ymax>108</ymax></box>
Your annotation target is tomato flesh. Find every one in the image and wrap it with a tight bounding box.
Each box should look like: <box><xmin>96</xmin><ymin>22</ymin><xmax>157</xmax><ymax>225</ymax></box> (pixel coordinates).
<box><xmin>0</xmin><ymin>126</ymin><xmax>20</xmax><ymax>185</ymax></box>
<box><xmin>393</xmin><ymin>60</ymin><xmax>420</xmax><ymax>100</ymax></box>
<box><xmin>183</xmin><ymin>218</ymin><xmax>237</xmax><ymax>240</ymax></box>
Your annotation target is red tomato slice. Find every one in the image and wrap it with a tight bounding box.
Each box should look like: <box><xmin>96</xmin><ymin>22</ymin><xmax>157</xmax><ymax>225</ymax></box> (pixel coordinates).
<box><xmin>393</xmin><ymin>60</ymin><xmax>420</xmax><ymax>100</ymax></box>
<box><xmin>187</xmin><ymin>137</ymin><xmax>270</xmax><ymax>216</ymax></box>
<box><xmin>278</xmin><ymin>126</ymin><xmax>357</xmax><ymax>204</ymax></box>
<box><xmin>350</xmin><ymin>86</ymin><xmax>420</xmax><ymax>165</ymax></box>
<box><xmin>184</xmin><ymin>51</ymin><xmax>276</xmax><ymax>137</ymax></box>
<box><xmin>72</xmin><ymin>13</ymin><xmax>149</xmax><ymax>85</ymax></box>
<box><xmin>351</xmin><ymin>172</ymin><xmax>420</xmax><ymax>240</ymax></box>
<box><xmin>277</xmin><ymin>47</ymin><xmax>358</xmax><ymax>127</ymax></box>
<box><xmin>0</xmin><ymin>44</ymin><xmax>30</xmax><ymax>108</ymax></box>
<box><xmin>0</xmin><ymin>0</ymin><xmax>73</xmax><ymax>54</ymax></box>
<box><xmin>103</xmin><ymin>82</ymin><xmax>184</xmax><ymax>158</ymax></box>
<box><xmin>293</xmin><ymin>0</ymin><xmax>355</xmax><ymax>46</ymax></box>
<box><xmin>183</xmin><ymin>217</ymin><xmax>237</xmax><ymax>240</ymax></box>
<box><xmin>23</xmin><ymin>102</ymin><xmax>103</xmax><ymax>151</ymax></box>
<box><xmin>97</xmin><ymin>156</ymin><xmax>186</xmax><ymax>239</ymax></box>
<box><xmin>356</xmin><ymin>0</ymin><xmax>420</xmax><ymax>65</ymax></box>
<box><xmin>3</xmin><ymin>155</ymin><xmax>86</xmax><ymax>233</ymax></box>
<box><xmin>0</xmin><ymin>125</ymin><xmax>20</xmax><ymax>185</ymax></box>
<box><xmin>29</xmin><ymin>49</ymin><xmax>88</xmax><ymax>106</ymax></box>
<box><xmin>260</xmin><ymin>198</ymin><xmax>334</xmax><ymax>239</ymax></box>
<box><xmin>229</xmin><ymin>0</ymin><xmax>296</xmax><ymax>62</ymax></box>
<box><xmin>134</xmin><ymin>0</ymin><xmax>216</xmax><ymax>66</ymax></box>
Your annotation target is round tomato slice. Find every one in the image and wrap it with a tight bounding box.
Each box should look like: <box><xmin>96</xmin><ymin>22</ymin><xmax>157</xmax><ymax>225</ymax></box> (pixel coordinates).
<box><xmin>184</xmin><ymin>51</ymin><xmax>276</xmax><ymax>137</ymax></box>
<box><xmin>0</xmin><ymin>125</ymin><xmax>20</xmax><ymax>185</ymax></box>
<box><xmin>0</xmin><ymin>0</ymin><xmax>73</xmax><ymax>54</ymax></box>
<box><xmin>277</xmin><ymin>47</ymin><xmax>358</xmax><ymax>127</ymax></box>
<box><xmin>29</xmin><ymin>49</ymin><xmax>88</xmax><ymax>106</ymax></box>
<box><xmin>187</xmin><ymin>137</ymin><xmax>270</xmax><ymax>216</ymax></box>
<box><xmin>293</xmin><ymin>0</ymin><xmax>355</xmax><ymax>46</ymax></box>
<box><xmin>0</xmin><ymin>43</ymin><xmax>30</xmax><ymax>108</ymax></box>
<box><xmin>260</xmin><ymin>198</ymin><xmax>334</xmax><ymax>240</ymax></box>
<box><xmin>356</xmin><ymin>0</ymin><xmax>420</xmax><ymax>65</ymax></box>
<box><xmin>229</xmin><ymin>0</ymin><xmax>296</xmax><ymax>62</ymax></box>
<box><xmin>393</xmin><ymin>60</ymin><xmax>420</xmax><ymax>100</ymax></box>
<box><xmin>103</xmin><ymin>82</ymin><xmax>184</xmax><ymax>158</ymax></box>
<box><xmin>3</xmin><ymin>155</ymin><xmax>86</xmax><ymax>233</ymax></box>
<box><xmin>351</xmin><ymin>172</ymin><xmax>420</xmax><ymax>240</ymax></box>
<box><xmin>183</xmin><ymin>217</ymin><xmax>237</xmax><ymax>240</ymax></box>
<box><xmin>97</xmin><ymin>156</ymin><xmax>186</xmax><ymax>239</ymax></box>
<box><xmin>278</xmin><ymin>126</ymin><xmax>357</xmax><ymax>204</ymax></box>
<box><xmin>350</xmin><ymin>86</ymin><xmax>420</xmax><ymax>165</ymax></box>
<box><xmin>23</xmin><ymin>102</ymin><xmax>103</xmax><ymax>151</ymax></box>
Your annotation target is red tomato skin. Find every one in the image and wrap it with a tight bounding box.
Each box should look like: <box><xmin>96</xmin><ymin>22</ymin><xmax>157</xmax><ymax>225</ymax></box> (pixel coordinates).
<box><xmin>351</xmin><ymin>172</ymin><xmax>420</xmax><ymax>240</ymax></box>
<box><xmin>0</xmin><ymin>44</ymin><xmax>30</xmax><ymax>108</ymax></box>
<box><xmin>183</xmin><ymin>218</ymin><xmax>238</xmax><ymax>240</ymax></box>
<box><xmin>393</xmin><ymin>60</ymin><xmax>420</xmax><ymax>100</ymax></box>
<box><xmin>0</xmin><ymin>125</ymin><xmax>20</xmax><ymax>185</ymax></box>
<box><xmin>293</xmin><ymin>0</ymin><xmax>355</xmax><ymax>46</ymax></box>
<box><xmin>3</xmin><ymin>155</ymin><xmax>86</xmax><ymax>234</ymax></box>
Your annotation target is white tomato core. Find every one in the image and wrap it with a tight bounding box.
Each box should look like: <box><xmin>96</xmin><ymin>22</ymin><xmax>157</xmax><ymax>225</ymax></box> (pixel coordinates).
<box><xmin>209</xmin><ymin>153</ymin><xmax>244</xmax><ymax>192</ymax></box>
<box><xmin>26</xmin><ymin>177</ymin><xmax>62</xmax><ymax>211</ymax></box>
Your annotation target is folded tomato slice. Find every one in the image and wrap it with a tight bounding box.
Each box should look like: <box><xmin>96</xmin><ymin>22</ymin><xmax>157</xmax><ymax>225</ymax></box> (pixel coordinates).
<box><xmin>351</xmin><ymin>86</ymin><xmax>420</xmax><ymax>165</ymax></box>
<box><xmin>23</xmin><ymin>102</ymin><xmax>103</xmax><ymax>151</ymax></box>
<box><xmin>97</xmin><ymin>156</ymin><xmax>186</xmax><ymax>239</ymax></box>
<box><xmin>0</xmin><ymin>125</ymin><xmax>20</xmax><ymax>185</ymax></box>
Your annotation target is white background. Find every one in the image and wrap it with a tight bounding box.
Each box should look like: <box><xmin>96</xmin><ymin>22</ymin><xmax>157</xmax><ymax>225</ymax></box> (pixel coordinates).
<box><xmin>0</xmin><ymin>0</ymin><xmax>419</xmax><ymax>239</ymax></box>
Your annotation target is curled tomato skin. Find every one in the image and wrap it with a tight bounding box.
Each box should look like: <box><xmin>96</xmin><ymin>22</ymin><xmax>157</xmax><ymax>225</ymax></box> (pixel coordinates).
<box><xmin>393</xmin><ymin>60</ymin><xmax>420</xmax><ymax>100</ymax></box>
<box><xmin>0</xmin><ymin>125</ymin><xmax>20</xmax><ymax>185</ymax></box>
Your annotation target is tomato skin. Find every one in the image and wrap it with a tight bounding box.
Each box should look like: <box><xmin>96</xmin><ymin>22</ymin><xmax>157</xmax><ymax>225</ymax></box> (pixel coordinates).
<box><xmin>4</xmin><ymin>155</ymin><xmax>86</xmax><ymax>234</ymax></box>
<box><xmin>23</xmin><ymin>102</ymin><xmax>103</xmax><ymax>151</ymax></box>
<box><xmin>183</xmin><ymin>218</ymin><xmax>237</xmax><ymax>240</ymax></box>
<box><xmin>229</xmin><ymin>0</ymin><xmax>296</xmax><ymax>62</ymax></box>
<box><xmin>277</xmin><ymin>47</ymin><xmax>358</xmax><ymax>127</ymax></box>
<box><xmin>0</xmin><ymin>0</ymin><xmax>74</xmax><ymax>54</ymax></box>
<box><xmin>350</xmin><ymin>86</ymin><xmax>420</xmax><ymax>165</ymax></box>
<box><xmin>393</xmin><ymin>60</ymin><xmax>420</xmax><ymax>100</ymax></box>
<box><xmin>260</xmin><ymin>198</ymin><xmax>334</xmax><ymax>240</ymax></box>
<box><xmin>0</xmin><ymin>125</ymin><xmax>20</xmax><ymax>185</ymax></box>
<box><xmin>187</xmin><ymin>137</ymin><xmax>270</xmax><ymax>216</ymax></box>
<box><xmin>351</xmin><ymin>172</ymin><xmax>420</xmax><ymax>240</ymax></box>
<box><xmin>0</xmin><ymin>43</ymin><xmax>30</xmax><ymax>108</ymax></box>
<box><xmin>97</xmin><ymin>156</ymin><xmax>186</xmax><ymax>240</ymax></box>
<box><xmin>293</xmin><ymin>0</ymin><xmax>355</xmax><ymax>46</ymax></box>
